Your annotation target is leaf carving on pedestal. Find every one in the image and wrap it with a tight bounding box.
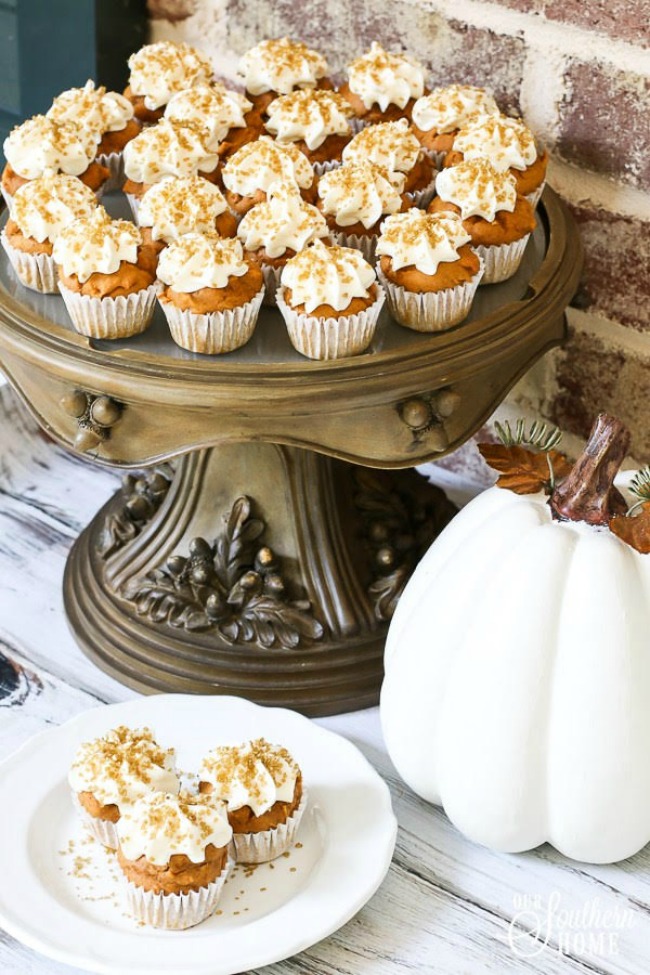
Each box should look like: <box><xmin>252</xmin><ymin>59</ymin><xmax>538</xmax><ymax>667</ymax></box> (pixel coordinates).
<box><xmin>478</xmin><ymin>444</ymin><xmax>572</xmax><ymax>495</ymax></box>
<box><xmin>609</xmin><ymin>503</ymin><xmax>650</xmax><ymax>554</ymax></box>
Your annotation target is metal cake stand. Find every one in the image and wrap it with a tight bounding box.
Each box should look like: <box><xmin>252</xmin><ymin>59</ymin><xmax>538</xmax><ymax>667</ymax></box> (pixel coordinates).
<box><xmin>0</xmin><ymin>191</ymin><xmax>582</xmax><ymax>715</ymax></box>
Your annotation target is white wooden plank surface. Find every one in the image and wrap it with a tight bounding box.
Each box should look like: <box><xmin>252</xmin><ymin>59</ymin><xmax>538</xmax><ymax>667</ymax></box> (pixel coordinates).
<box><xmin>1</xmin><ymin>384</ymin><xmax>649</xmax><ymax>975</ymax></box>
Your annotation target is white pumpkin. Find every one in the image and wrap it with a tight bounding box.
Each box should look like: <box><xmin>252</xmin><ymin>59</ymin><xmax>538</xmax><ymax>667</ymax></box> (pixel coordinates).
<box><xmin>380</xmin><ymin>417</ymin><xmax>650</xmax><ymax>864</ymax></box>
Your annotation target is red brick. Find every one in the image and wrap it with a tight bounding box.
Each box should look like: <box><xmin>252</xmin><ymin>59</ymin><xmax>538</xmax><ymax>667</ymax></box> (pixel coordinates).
<box><xmin>543</xmin><ymin>0</ymin><xmax>650</xmax><ymax>47</ymax></box>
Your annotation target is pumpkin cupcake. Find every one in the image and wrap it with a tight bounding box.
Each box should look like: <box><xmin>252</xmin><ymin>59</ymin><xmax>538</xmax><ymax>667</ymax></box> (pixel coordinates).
<box><xmin>342</xmin><ymin>119</ymin><xmax>436</xmax><ymax>207</ymax></box>
<box><xmin>239</xmin><ymin>37</ymin><xmax>333</xmax><ymax>115</ymax></box>
<box><xmin>117</xmin><ymin>790</ymin><xmax>233</xmax><ymax>929</ymax></box>
<box><xmin>411</xmin><ymin>85</ymin><xmax>500</xmax><ymax>163</ymax></box>
<box><xmin>68</xmin><ymin>725</ymin><xmax>179</xmax><ymax>849</ymax></box>
<box><xmin>376</xmin><ymin>209</ymin><xmax>483</xmax><ymax>331</ymax></box>
<box><xmin>429</xmin><ymin>158</ymin><xmax>536</xmax><ymax>283</ymax></box>
<box><xmin>124</xmin><ymin>40</ymin><xmax>214</xmax><ymax>124</ymax></box>
<box><xmin>264</xmin><ymin>89</ymin><xmax>354</xmax><ymax>173</ymax></box>
<box><xmin>199</xmin><ymin>738</ymin><xmax>305</xmax><ymax>862</ymax></box>
<box><xmin>138</xmin><ymin>176</ymin><xmax>237</xmax><ymax>256</ymax></box>
<box><xmin>53</xmin><ymin>207</ymin><xmax>159</xmax><ymax>339</ymax></box>
<box><xmin>1</xmin><ymin>174</ymin><xmax>97</xmax><ymax>293</ymax></box>
<box><xmin>164</xmin><ymin>82</ymin><xmax>262</xmax><ymax>158</ymax></box>
<box><xmin>339</xmin><ymin>42</ymin><xmax>427</xmax><ymax>127</ymax></box>
<box><xmin>221</xmin><ymin>136</ymin><xmax>316</xmax><ymax>215</ymax></box>
<box><xmin>157</xmin><ymin>233</ymin><xmax>264</xmax><ymax>354</ymax></box>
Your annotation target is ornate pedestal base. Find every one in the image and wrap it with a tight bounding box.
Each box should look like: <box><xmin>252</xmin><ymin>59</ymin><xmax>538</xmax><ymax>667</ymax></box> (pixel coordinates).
<box><xmin>64</xmin><ymin>444</ymin><xmax>456</xmax><ymax>716</ymax></box>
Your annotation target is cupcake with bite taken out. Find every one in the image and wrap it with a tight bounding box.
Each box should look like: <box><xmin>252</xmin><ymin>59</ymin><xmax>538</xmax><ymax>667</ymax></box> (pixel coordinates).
<box><xmin>342</xmin><ymin>119</ymin><xmax>436</xmax><ymax>207</ymax></box>
<box><xmin>222</xmin><ymin>136</ymin><xmax>316</xmax><ymax>215</ymax></box>
<box><xmin>163</xmin><ymin>83</ymin><xmax>263</xmax><ymax>158</ymax></box>
<box><xmin>138</xmin><ymin>176</ymin><xmax>237</xmax><ymax>256</ymax></box>
<box><xmin>411</xmin><ymin>85</ymin><xmax>500</xmax><ymax>164</ymax></box>
<box><xmin>239</xmin><ymin>37</ymin><xmax>333</xmax><ymax>115</ymax></box>
<box><xmin>339</xmin><ymin>43</ymin><xmax>427</xmax><ymax>128</ymax></box>
<box><xmin>124</xmin><ymin>40</ymin><xmax>214</xmax><ymax>124</ymax></box>
<box><xmin>264</xmin><ymin>89</ymin><xmax>353</xmax><ymax>173</ymax></box>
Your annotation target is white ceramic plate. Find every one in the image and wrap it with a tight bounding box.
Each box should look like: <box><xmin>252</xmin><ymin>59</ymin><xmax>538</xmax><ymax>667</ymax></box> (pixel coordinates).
<box><xmin>0</xmin><ymin>694</ymin><xmax>397</xmax><ymax>975</ymax></box>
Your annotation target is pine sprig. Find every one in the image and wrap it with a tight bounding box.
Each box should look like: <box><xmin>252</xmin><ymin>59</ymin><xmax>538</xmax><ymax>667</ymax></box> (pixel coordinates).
<box><xmin>495</xmin><ymin>419</ymin><xmax>563</xmax><ymax>452</ymax></box>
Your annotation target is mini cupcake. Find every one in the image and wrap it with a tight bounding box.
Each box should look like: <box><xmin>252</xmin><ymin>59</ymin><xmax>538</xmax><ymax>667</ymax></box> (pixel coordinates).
<box><xmin>376</xmin><ymin>209</ymin><xmax>483</xmax><ymax>331</ymax></box>
<box><xmin>339</xmin><ymin>43</ymin><xmax>427</xmax><ymax>127</ymax></box>
<box><xmin>237</xmin><ymin>180</ymin><xmax>329</xmax><ymax>303</ymax></box>
<box><xmin>264</xmin><ymin>89</ymin><xmax>354</xmax><ymax>173</ymax></box>
<box><xmin>138</xmin><ymin>176</ymin><xmax>237</xmax><ymax>256</ymax></box>
<box><xmin>117</xmin><ymin>791</ymin><xmax>233</xmax><ymax>929</ymax></box>
<box><xmin>47</xmin><ymin>79</ymin><xmax>141</xmax><ymax>190</ymax></box>
<box><xmin>164</xmin><ymin>82</ymin><xmax>263</xmax><ymax>158</ymax></box>
<box><xmin>429</xmin><ymin>158</ymin><xmax>536</xmax><ymax>283</ymax></box>
<box><xmin>53</xmin><ymin>207</ymin><xmax>159</xmax><ymax>339</ymax></box>
<box><xmin>342</xmin><ymin>119</ymin><xmax>436</xmax><ymax>207</ymax></box>
<box><xmin>317</xmin><ymin>160</ymin><xmax>406</xmax><ymax>262</ymax></box>
<box><xmin>157</xmin><ymin>233</ymin><xmax>264</xmax><ymax>354</ymax></box>
<box><xmin>68</xmin><ymin>725</ymin><xmax>179</xmax><ymax>849</ymax></box>
<box><xmin>1</xmin><ymin>115</ymin><xmax>110</xmax><ymax>213</ymax></box>
<box><xmin>124</xmin><ymin>40</ymin><xmax>214</xmax><ymax>124</ymax></box>
<box><xmin>411</xmin><ymin>85</ymin><xmax>500</xmax><ymax>163</ymax></box>
<box><xmin>199</xmin><ymin>738</ymin><xmax>305</xmax><ymax>862</ymax></box>
<box><xmin>239</xmin><ymin>37</ymin><xmax>333</xmax><ymax>115</ymax></box>
<box><xmin>1</xmin><ymin>174</ymin><xmax>97</xmax><ymax>293</ymax></box>
<box><xmin>222</xmin><ymin>136</ymin><xmax>316</xmax><ymax>215</ymax></box>
<box><xmin>278</xmin><ymin>240</ymin><xmax>385</xmax><ymax>359</ymax></box>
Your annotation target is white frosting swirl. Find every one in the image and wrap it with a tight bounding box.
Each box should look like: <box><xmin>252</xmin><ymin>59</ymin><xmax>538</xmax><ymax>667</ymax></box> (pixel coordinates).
<box><xmin>239</xmin><ymin>37</ymin><xmax>328</xmax><ymax>96</ymax></box>
<box><xmin>265</xmin><ymin>90</ymin><xmax>352</xmax><ymax>150</ymax></box>
<box><xmin>412</xmin><ymin>85</ymin><xmax>499</xmax><ymax>134</ymax></box>
<box><xmin>127</xmin><ymin>41</ymin><xmax>214</xmax><ymax>111</ymax></box>
<box><xmin>376</xmin><ymin>208</ymin><xmax>472</xmax><ymax>275</ymax></box>
<box><xmin>117</xmin><ymin>791</ymin><xmax>233</xmax><ymax>865</ymax></box>
<box><xmin>435</xmin><ymin>159</ymin><xmax>517</xmax><ymax>221</ymax></box>
<box><xmin>238</xmin><ymin>181</ymin><xmax>328</xmax><ymax>258</ymax></box>
<box><xmin>11</xmin><ymin>174</ymin><xmax>97</xmax><ymax>244</ymax></box>
<box><xmin>222</xmin><ymin>136</ymin><xmax>314</xmax><ymax>196</ymax></box>
<box><xmin>164</xmin><ymin>84</ymin><xmax>253</xmax><ymax>151</ymax></box>
<box><xmin>347</xmin><ymin>42</ymin><xmax>425</xmax><ymax>112</ymax></box>
<box><xmin>123</xmin><ymin>119</ymin><xmax>218</xmax><ymax>185</ymax></box>
<box><xmin>53</xmin><ymin>207</ymin><xmax>142</xmax><ymax>281</ymax></box>
<box><xmin>200</xmin><ymin>738</ymin><xmax>300</xmax><ymax>817</ymax></box>
<box><xmin>47</xmin><ymin>80</ymin><xmax>134</xmax><ymax>138</ymax></box>
<box><xmin>3</xmin><ymin>115</ymin><xmax>97</xmax><ymax>180</ymax></box>
<box><xmin>318</xmin><ymin>161</ymin><xmax>405</xmax><ymax>229</ymax></box>
<box><xmin>453</xmin><ymin>114</ymin><xmax>538</xmax><ymax>172</ymax></box>
<box><xmin>281</xmin><ymin>239</ymin><xmax>376</xmax><ymax>314</ymax></box>
<box><xmin>68</xmin><ymin>725</ymin><xmax>179</xmax><ymax>809</ymax></box>
<box><xmin>157</xmin><ymin>233</ymin><xmax>250</xmax><ymax>292</ymax></box>
<box><xmin>342</xmin><ymin>118</ymin><xmax>422</xmax><ymax>173</ymax></box>
<box><xmin>139</xmin><ymin>176</ymin><xmax>228</xmax><ymax>244</ymax></box>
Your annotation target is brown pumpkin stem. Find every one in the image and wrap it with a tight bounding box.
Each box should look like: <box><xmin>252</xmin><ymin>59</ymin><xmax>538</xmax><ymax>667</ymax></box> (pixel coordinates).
<box><xmin>550</xmin><ymin>413</ymin><xmax>630</xmax><ymax>525</ymax></box>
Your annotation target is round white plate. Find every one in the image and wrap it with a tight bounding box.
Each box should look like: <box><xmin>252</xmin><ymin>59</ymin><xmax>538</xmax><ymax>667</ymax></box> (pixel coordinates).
<box><xmin>0</xmin><ymin>694</ymin><xmax>397</xmax><ymax>975</ymax></box>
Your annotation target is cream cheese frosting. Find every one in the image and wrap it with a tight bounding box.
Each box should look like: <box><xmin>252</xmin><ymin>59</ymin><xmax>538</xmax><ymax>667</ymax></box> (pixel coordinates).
<box><xmin>376</xmin><ymin>208</ymin><xmax>472</xmax><ymax>275</ymax></box>
<box><xmin>281</xmin><ymin>239</ymin><xmax>376</xmax><ymax>314</ymax></box>
<box><xmin>3</xmin><ymin>115</ymin><xmax>98</xmax><ymax>180</ymax></box>
<box><xmin>412</xmin><ymin>85</ymin><xmax>499</xmax><ymax>134</ymax></box>
<box><xmin>318</xmin><ymin>161</ymin><xmax>405</xmax><ymax>229</ymax></box>
<box><xmin>157</xmin><ymin>233</ymin><xmax>250</xmax><ymax>292</ymax></box>
<box><xmin>127</xmin><ymin>41</ymin><xmax>214</xmax><ymax>111</ymax></box>
<box><xmin>164</xmin><ymin>84</ymin><xmax>253</xmax><ymax>152</ymax></box>
<box><xmin>237</xmin><ymin>181</ymin><xmax>328</xmax><ymax>257</ymax></box>
<box><xmin>347</xmin><ymin>42</ymin><xmax>425</xmax><ymax>111</ymax></box>
<box><xmin>139</xmin><ymin>176</ymin><xmax>229</xmax><ymax>243</ymax></box>
<box><xmin>117</xmin><ymin>790</ymin><xmax>233</xmax><ymax>865</ymax></box>
<box><xmin>435</xmin><ymin>159</ymin><xmax>518</xmax><ymax>221</ymax></box>
<box><xmin>264</xmin><ymin>89</ymin><xmax>353</xmax><ymax>150</ymax></box>
<box><xmin>342</xmin><ymin>118</ymin><xmax>422</xmax><ymax>173</ymax></box>
<box><xmin>222</xmin><ymin>136</ymin><xmax>314</xmax><ymax>196</ymax></box>
<box><xmin>239</xmin><ymin>37</ymin><xmax>328</xmax><ymax>96</ymax></box>
<box><xmin>11</xmin><ymin>174</ymin><xmax>98</xmax><ymax>243</ymax></box>
<box><xmin>453</xmin><ymin>114</ymin><xmax>539</xmax><ymax>172</ymax></box>
<box><xmin>53</xmin><ymin>207</ymin><xmax>142</xmax><ymax>281</ymax></box>
<box><xmin>47</xmin><ymin>80</ymin><xmax>134</xmax><ymax>138</ymax></box>
<box><xmin>68</xmin><ymin>725</ymin><xmax>179</xmax><ymax>808</ymax></box>
<box><xmin>123</xmin><ymin>119</ymin><xmax>219</xmax><ymax>185</ymax></box>
<box><xmin>199</xmin><ymin>738</ymin><xmax>300</xmax><ymax>816</ymax></box>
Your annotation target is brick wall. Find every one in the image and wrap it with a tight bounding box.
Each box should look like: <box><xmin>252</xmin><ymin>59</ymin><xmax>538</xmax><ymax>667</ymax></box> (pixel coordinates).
<box><xmin>149</xmin><ymin>0</ymin><xmax>650</xmax><ymax>462</ymax></box>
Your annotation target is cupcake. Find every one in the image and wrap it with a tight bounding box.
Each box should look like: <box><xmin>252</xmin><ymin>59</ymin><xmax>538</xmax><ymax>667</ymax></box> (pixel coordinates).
<box><xmin>199</xmin><ymin>738</ymin><xmax>305</xmax><ymax>862</ymax></box>
<box><xmin>317</xmin><ymin>160</ymin><xmax>406</xmax><ymax>262</ymax></box>
<box><xmin>157</xmin><ymin>233</ymin><xmax>264</xmax><ymax>354</ymax></box>
<box><xmin>124</xmin><ymin>40</ymin><xmax>214</xmax><ymax>124</ymax></box>
<box><xmin>47</xmin><ymin>79</ymin><xmax>141</xmax><ymax>190</ymax></box>
<box><xmin>68</xmin><ymin>725</ymin><xmax>179</xmax><ymax>849</ymax></box>
<box><xmin>376</xmin><ymin>209</ymin><xmax>483</xmax><ymax>331</ymax></box>
<box><xmin>237</xmin><ymin>180</ymin><xmax>329</xmax><ymax>304</ymax></box>
<box><xmin>239</xmin><ymin>37</ymin><xmax>333</xmax><ymax>115</ymax></box>
<box><xmin>429</xmin><ymin>158</ymin><xmax>536</xmax><ymax>283</ymax></box>
<box><xmin>1</xmin><ymin>115</ymin><xmax>110</xmax><ymax>213</ymax></box>
<box><xmin>138</xmin><ymin>176</ymin><xmax>237</xmax><ymax>255</ymax></box>
<box><xmin>117</xmin><ymin>791</ymin><xmax>232</xmax><ymax>929</ymax></box>
<box><xmin>53</xmin><ymin>207</ymin><xmax>159</xmax><ymax>339</ymax></box>
<box><xmin>342</xmin><ymin>119</ymin><xmax>436</xmax><ymax>207</ymax></box>
<box><xmin>339</xmin><ymin>43</ymin><xmax>427</xmax><ymax>127</ymax></box>
<box><xmin>222</xmin><ymin>136</ymin><xmax>316</xmax><ymax>215</ymax></box>
<box><xmin>264</xmin><ymin>89</ymin><xmax>354</xmax><ymax>173</ymax></box>
<box><xmin>411</xmin><ymin>85</ymin><xmax>500</xmax><ymax>163</ymax></box>
<box><xmin>164</xmin><ymin>82</ymin><xmax>263</xmax><ymax>158</ymax></box>
<box><xmin>1</xmin><ymin>174</ymin><xmax>97</xmax><ymax>293</ymax></box>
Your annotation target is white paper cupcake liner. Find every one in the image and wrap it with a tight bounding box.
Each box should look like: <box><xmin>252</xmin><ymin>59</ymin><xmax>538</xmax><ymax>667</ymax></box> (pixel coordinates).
<box><xmin>1</xmin><ymin>186</ymin><xmax>14</xmax><ymax>214</ymax></box>
<box><xmin>97</xmin><ymin>151</ymin><xmax>125</xmax><ymax>193</ymax></box>
<box><xmin>1</xmin><ymin>232</ymin><xmax>58</xmax><ymax>293</ymax></box>
<box><xmin>312</xmin><ymin>159</ymin><xmax>342</xmax><ymax>176</ymax></box>
<box><xmin>123</xmin><ymin>855</ymin><xmax>233</xmax><ymax>929</ymax></box>
<box><xmin>277</xmin><ymin>287</ymin><xmax>384</xmax><ymax>360</ymax></box>
<box><xmin>429</xmin><ymin>149</ymin><xmax>449</xmax><ymax>170</ymax></box>
<box><xmin>232</xmin><ymin>792</ymin><xmax>308</xmax><ymax>864</ymax></box>
<box><xmin>475</xmin><ymin>234</ymin><xmax>531</xmax><ymax>285</ymax></box>
<box><xmin>71</xmin><ymin>789</ymin><xmax>119</xmax><ymax>849</ymax></box>
<box><xmin>261</xmin><ymin>263</ymin><xmax>284</xmax><ymax>306</ymax></box>
<box><xmin>59</xmin><ymin>281</ymin><xmax>158</xmax><ymax>339</ymax></box>
<box><xmin>405</xmin><ymin>172</ymin><xmax>437</xmax><ymax>210</ymax></box>
<box><xmin>330</xmin><ymin>229</ymin><xmax>379</xmax><ymax>264</ymax></box>
<box><xmin>378</xmin><ymin>258</ymin><xmax>484</xmax><ymax>332</ymax></box>
<box><xmin>126</xmin><ymin>193</ymin><xmax>141</xmax><ymax>220</ymax></box>
<box><xmin>160</xmin><ymin>286</ymin><xmax>264</xmax><ymax>354</ymax></box>
<box><xmin>526</xmin><ymin>181</ymin><xmax>546</xmax><ymax>209</ymax></box>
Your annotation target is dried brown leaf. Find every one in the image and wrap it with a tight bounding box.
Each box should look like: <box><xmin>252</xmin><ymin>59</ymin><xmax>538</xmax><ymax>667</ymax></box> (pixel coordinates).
<box><xmin>609</xmin><ymin>503</ymin><xmax>650</xmax><ymax>554</ymax></box>
<box><xmin>478</xmin><ymin>444</ymin><xmax>573</xmax><ymax>495</ymax></box>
